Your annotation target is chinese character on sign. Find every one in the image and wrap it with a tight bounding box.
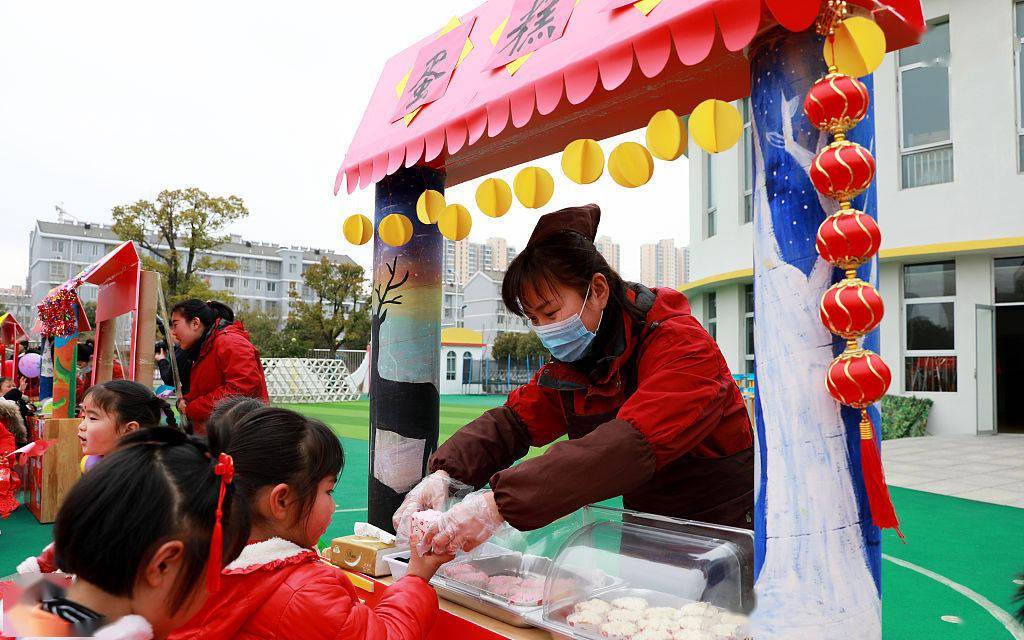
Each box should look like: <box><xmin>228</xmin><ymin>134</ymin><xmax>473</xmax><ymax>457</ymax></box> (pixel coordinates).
<box><xmin>392</xmin><ymin>18</ymin><xmax>476</xmax><ymax>123</ymax></box>
<box><xmin>487</xmin><ymin>0</ymin><xmax>576</xmax><ymax>70</ymax></box>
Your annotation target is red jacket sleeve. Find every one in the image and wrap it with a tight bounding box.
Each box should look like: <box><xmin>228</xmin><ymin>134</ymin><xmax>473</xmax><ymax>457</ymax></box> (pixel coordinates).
<box><xmin>276</xmin><ymin>574</ymin><xmax>438</xmax><ymax>640</ymax></box>
<box><xmin>17</xmin><ymin>543</ymin><xmax>57</xmax><ymax>574</ymax></box>
<box><xmin>617</xmin><ymin>316</ymin><xmax>740</xmax><ymax>467</ymax></box>
<box><xmin>185</xmin><ymin>333</ymin><xmax>265</xmax><ymax>424</ymax></box>
<box><xmin>505</xmin><ymin>369</ymin><xmax>568</xmax><ymax>447</ymax></box>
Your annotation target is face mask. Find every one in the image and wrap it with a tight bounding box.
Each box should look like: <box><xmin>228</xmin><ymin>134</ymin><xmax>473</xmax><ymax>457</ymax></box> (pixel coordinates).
<box><xmin>532</xmin><ymin>285</ymin><xmax>603</xmax><ymax>362</ymax></box>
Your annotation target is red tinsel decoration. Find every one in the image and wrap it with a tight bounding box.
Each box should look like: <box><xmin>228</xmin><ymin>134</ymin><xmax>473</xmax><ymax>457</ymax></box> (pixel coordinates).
<box><xmin>38</xmin><ymin>288</ymin><xmax>80</xmax><ymax>337</ymax></box>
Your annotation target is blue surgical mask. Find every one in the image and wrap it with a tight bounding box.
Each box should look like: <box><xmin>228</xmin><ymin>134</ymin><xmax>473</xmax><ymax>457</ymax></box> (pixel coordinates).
<box><xmin>533</xmin><ymin>286</ymin><xmax>603</xmax><ymax>362</ymax></box>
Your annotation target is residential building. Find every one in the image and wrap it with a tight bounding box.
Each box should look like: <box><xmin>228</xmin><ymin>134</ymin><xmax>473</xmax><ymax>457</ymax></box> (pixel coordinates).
<box><xmin>683</xmin><ymin>1</ymin><xmax>1024</xmax><ymax>436</ymax></box>
<box><xmin>640</xmin><ymin>239</ymin><xmax>687</xmax><ymax>288</ymax></box>
<box><xmin>26</xmin><ymin>220</ymin><xmax>356</xmax><ymax>321</ymax></box>
<box><xmin>463</xmin><ymin>270</ymin><xmax>531</xmax><ymax>351</ymax></box>
<box><xmin>443</xmin><ymin>237</ymin><xmax>519</xmax><ymax>286</ymax></box>
<box><xmin>595</xmin><ymin>235</ymin><xmax>622</xmax><ymax>272</ymax></box>
<box><xmin>0</xmin><ymin>285</ymin><xmax>34</xmax><ymax>324</ymax></box>
<box><xmin>441</xmin><ymin>283</ymin><xmax>465</xmax><ymax>329</ymax></box>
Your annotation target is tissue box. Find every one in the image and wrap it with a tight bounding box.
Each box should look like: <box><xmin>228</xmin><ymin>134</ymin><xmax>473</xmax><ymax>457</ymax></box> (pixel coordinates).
<box><xmin>323</xmin><ymin>536</ymin><xmax>397</xmax><ymax>577</ymax></box>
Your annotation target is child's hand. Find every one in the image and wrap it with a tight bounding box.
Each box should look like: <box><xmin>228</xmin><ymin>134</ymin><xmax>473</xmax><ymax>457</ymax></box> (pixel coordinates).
<box><xmin>406</xmin><ymin>533</ymin><xmax>454</xmax><ymax>582</ymax></box>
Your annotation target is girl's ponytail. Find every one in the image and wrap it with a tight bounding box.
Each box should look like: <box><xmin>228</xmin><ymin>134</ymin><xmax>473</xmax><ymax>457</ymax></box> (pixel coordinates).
<box><xmin>149</xmin><ymin>395</ymin><xmax>178</xmax><ymax>430</ymax></box>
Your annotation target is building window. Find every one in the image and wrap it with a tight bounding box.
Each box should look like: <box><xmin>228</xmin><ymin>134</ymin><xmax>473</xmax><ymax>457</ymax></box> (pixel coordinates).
<box><xmin>446</xmin><ymin>351</ymin><xmax>457</xmax><ymax>381</ymax></box>
<box><xmin>50</xmin><ymin>240</ymin><xmax>65</xmax><ymax>253</ymax></box>
<box><xmin>289</xmin><ymin>263</ymin><xmax>297</xmax><ymax>274</ymax></box>
<box><xmin>995</xmin><ymin>256</ymin><xmax>1024</xmax><ymax>303</ymax></box>
<box><xmin>705</xmin><ymin>291</ymin><xmax>717</xmax><ymax>341</ymax></box>
<box><xmin>462</xmin><ymin>352</ymin><xmax>472</xmax><ymax>384</ymax></box>
<box><xmin>93</xmin><ymin>243</ymin><xmax>101</xmax><ymax>256</ymax></box>
<box><xmin>1016</xmin><ymin>2</ymin><xmax>1024</xmax><ymax>169</ymax></box>
<box><xmin>243</xmin><ymin>279</ymin><xmax>250</xmax><ymax>289</ymax></box>
<box><xmin>224</xmin><ymin>276</ymin><xmax>236</xmax><ymax>289</ymax></box>
<box><xmin>744</xmin><ymin>284</ymin><xmax>755</xmax><ymax>374</ymax></box>
<box><xmin>741</xmin><ymin>98</ymin><xmax>753</xmax><ymax>224</ymax></box>
<box><xmin>267</xmin><ymin>282</ymin><xmax>277</xmax><ymax>293</ymax></box>
<box><xmin>704</xmin><ymin>154</ymin><xmax>717</xmax><ymax>238</ymax></box>
<box><xmin>904</xmin><ymin>261</ymin><xmax>957</xmax><ymax>392</ymax></box>
<box><xmin>49</xmin><ymin>262</ymin><xmax>68</xmax><ymax>278</ymax></box>
<box><xmin>255</xmin><ymin>280</ymin><xmax>261</xmax><ymax>291</ymax></box>
<box><xmin>898</xmin><ymin>19</ymin><xmax>953</xmax><ymax>188</ymax></box>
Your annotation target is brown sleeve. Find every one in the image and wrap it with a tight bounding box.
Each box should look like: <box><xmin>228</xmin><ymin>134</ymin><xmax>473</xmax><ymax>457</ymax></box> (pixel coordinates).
<box><xmin>489</xmin><ymin>419</ymin><xmax>657</xmax><ymax>531</ymax></box>
<box><xmin>428</xmin><ymin>406</ymin><xmax>532</xmax><ymax>489</ymax></box>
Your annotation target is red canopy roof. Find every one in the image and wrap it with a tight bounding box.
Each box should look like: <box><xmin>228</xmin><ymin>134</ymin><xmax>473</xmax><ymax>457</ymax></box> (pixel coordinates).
<box><xmin>336</xmin><ymin>0</ymin><xmax>923</xmax><ymax>194</ymax></box>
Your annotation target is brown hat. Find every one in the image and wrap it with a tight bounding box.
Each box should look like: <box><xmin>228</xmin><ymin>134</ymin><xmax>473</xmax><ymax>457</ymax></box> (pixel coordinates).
<box><xmin>526</xmin><ymin>204</ymin><xmax>601</xmax><ymax>247</ymax></box>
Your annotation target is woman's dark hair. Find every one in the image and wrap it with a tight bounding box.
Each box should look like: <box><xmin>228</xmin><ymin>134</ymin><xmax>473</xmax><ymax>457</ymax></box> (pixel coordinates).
<box><xmin>53</xmin><ymin>428</ymin><xmax>248</xmax><ymax>613</ymax></box>
<box><xmin>170</xmin><ymin>299</ymin><xmax>235</xmax><ymax>328</ymax></box>
<box><xmin>502</xmin><ymin>219</ymin><xmax>645</xmax><ymax>323</ymax></box>
<box><xmin>207</xmin><ymin>398</ymin><xmax>343</xmax><ymax>527</ymax></box>
<box><xmin>83</xmin><ymin>380</ymin><xmax>177</xmax><ymax>430</ymax></box>
<box><xmin>76</xmin><ymin>342</ymin><xmax>94</xmax><ymax>363</ymax></box>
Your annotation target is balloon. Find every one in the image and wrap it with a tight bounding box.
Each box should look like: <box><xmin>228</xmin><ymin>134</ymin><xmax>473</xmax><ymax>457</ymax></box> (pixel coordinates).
<box><xmin>378</xmin><ymin>214</ymin><xmax>414</xmax><ymax>247</ymax></box>
<box><xmin>561</xmin><ymin>139</ymin><xmax>605</xmax><ymax>184</ymax></box>
<box><xmin>476</xmin><ymin>178</ymin><xmax>513</xmax><ymax>218</ymax></box>
<box><xmin>646</xmin><ymin>109</ymin><xmax>687</xmax><ymax>161</ymax></box>
<box><xmin>416</xmin><ymin>189</ymin><xmax>446</xmax><ymax>224</ymax></box>
<box><xmin>18</xmin><ymin>353</ymin><xmax>41</xmax><ymax>378</ymax></box>
<box><xmin>342</xmin><ymin>214</ymin><xmax>373</xmax><ymax>245</ymax></box>
<box><xmin>689</xmin><ymin>99</ymin><xmax>743</xmax><ymax>154</ymax></box>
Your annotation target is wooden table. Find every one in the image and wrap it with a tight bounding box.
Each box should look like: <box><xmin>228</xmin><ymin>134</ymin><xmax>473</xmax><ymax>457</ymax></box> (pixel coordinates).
<box><xmin>346</xmin><ymin>572</ymin><xmax>551</xmax><ymax>640</ymax></box>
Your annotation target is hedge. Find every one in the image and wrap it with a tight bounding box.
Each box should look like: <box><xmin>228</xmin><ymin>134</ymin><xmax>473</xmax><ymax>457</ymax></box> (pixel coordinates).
<box><xmin>880</xmin><ymin>395</ymin><xmax>933</xmax><ymax>440</ymax></box>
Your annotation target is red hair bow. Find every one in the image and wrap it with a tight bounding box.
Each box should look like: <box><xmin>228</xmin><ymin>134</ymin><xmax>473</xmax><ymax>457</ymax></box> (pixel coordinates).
<box><xmin>207</xmin><ymin>453</ymin><xmax>235</xmax><ymax>593</ymax></box>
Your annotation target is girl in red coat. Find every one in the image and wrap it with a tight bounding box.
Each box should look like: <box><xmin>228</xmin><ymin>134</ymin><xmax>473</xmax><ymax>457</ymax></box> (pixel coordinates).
<box><xmin>171</xmin><ymin>399</ymin><xmax>450</xmax><ymax>640</ymax></box>
<box><xmin>6</xmin><ymin>428</ymin><xmax>247</xmax><ymax>639</ymax></box>
<box><xmin>169</xmin><ymin>300</ymin><xmax>269</xmax><ymax>434</ymax></box>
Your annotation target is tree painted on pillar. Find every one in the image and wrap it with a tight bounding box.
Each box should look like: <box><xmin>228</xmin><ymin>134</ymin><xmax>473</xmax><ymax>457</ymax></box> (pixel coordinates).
<box><xmin>749</xmin><ymin>29</ymin><xmax>881</xmax><ymax>640</ymax></box>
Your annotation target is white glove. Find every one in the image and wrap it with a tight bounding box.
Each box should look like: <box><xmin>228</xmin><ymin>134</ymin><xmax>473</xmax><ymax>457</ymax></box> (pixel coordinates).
<box><xmin>419</xmin><ymin>489</ymin><xmax>505</xmax><ymax>555</ymax></box>
<box><xmin>392</xmin><ymin>470</ymin><xmax>450</xmax><ymax>538</ymax></box>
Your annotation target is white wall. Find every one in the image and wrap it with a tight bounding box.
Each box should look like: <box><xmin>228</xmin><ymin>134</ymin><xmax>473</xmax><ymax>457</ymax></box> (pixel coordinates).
<box><xmin>439</xmin><ymin>345</ymin><xmax>483</xmax><ymax>395</ymax></box>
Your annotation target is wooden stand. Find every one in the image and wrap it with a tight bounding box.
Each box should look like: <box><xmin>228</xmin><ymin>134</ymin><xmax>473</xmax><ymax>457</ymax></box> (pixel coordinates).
<box><xmin>27</xmin><ymin>418</ymin><xmax>83</xmax><ymax>524</ymax></box>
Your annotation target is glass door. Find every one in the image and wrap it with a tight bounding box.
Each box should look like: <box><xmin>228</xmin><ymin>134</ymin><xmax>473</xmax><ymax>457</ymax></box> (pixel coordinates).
<box><xmin>975</xmin><ymin>305</ymin><xmax>996</xmax><ymax>435</ymax></box>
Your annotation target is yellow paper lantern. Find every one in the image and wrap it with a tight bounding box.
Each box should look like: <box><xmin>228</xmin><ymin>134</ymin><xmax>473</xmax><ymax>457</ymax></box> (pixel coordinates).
<box><xmin>561</xmin><ymin>139</ymin><xmax>605</xmax><ymax>185</ymax></box>
<box><xmin>342</xmin><ymin>214</ymin><xmax>373</xmax><ymax>246</ymax></box>
<box><xmin>378</xmin><ymin>213</ymin><xmax>413</xmax><ymax>247</ymax></box>
<box><xmin>646</xmin><ymin>109</ymin><xmax>687</xmax><ymax>161</ymax></box>
<box><xmin>688</xmin><ymin>99</ymin><xmax>743</xmax><ymax>154</ymax></box>
<box><xmin>608</xmin><ymin>142</ymin><xmax>654</xmax><ymax>188</ymax></box>
<box><xmin>476</xmin><ymin>178</ymin><xmax>513</xmax><ymax>218</ymax></box>
<box><xmin>824</xmin><ymin>17</ymin><xmax>886</xmax><ymax>78</ymax></box>
<box><xmin>416</xmin><ymin>189</ymin><xmax>446</xmax><ymax>224</ymax></box>
<box><xmin>438</xmin><ymin>204</ymin><xmax>473</xmax><ymax>241</ymax></box>
<box><xmin>513</xmin><ymin>167</ymin><xmax>555</xmax><ymax>209</ymax></box>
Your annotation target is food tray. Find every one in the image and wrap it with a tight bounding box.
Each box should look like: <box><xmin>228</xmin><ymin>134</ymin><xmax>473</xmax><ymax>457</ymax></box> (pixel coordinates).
<box><xmin>533</xmin><ymin>588</ymin><xmax>691</xmax><ymax>640</ymax></box>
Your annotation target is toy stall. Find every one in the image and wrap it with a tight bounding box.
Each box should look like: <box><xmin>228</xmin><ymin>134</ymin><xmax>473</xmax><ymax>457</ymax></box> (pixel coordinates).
<box><xmin>332</xmin><ymin>0</ymin><xmax>924</xmax><ymax>638</ymax></box>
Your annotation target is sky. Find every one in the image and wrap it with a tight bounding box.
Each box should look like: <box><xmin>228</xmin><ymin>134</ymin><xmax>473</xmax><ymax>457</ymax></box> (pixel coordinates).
<box><xmin>0</xmin><ymin>1</ymin><xmax>689</xmax><ymax>288</ymax></box>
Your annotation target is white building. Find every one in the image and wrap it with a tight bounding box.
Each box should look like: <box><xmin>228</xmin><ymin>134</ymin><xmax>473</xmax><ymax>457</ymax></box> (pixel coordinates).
<box><xmin>682</xmin><ymin>1</ymin><xmax>1024</xmax><ymax>436</ymax></box>
<box><xmin>441</xmin><ymin>283</ymin><xmax>465</xmax><ymax>329</ymax></box>
<box><xmin>640</xmin><ymin>239</ymin><xmax>687</xmax><ymax>289</ymax></box>
<box><xmin>439</xmin><ymin>327</ymin><xmax>485</xmax><ymax>395</ymax></box>
<box><xmin>595</xmin><ymin>235</ymin><xmax>622</xmax><ymax>272</ymax></box>
<box><xmin>463</xmin><ymin>270</ymin><xmax>531</xmax><ymax>352</ymax></box>
<box><xmin>26</xmin><ymin>219</ymin><xmax>355</xmax><ymax>320</ymax></box>
<box><xmin>0</xmin><ymin>286</ymin><xmax>34</xmax><ymax>326</ymax></box>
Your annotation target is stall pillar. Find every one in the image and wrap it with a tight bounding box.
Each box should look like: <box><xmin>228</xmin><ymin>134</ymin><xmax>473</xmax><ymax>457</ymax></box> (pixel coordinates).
<box><xmin>368</xmin><ymin>165</ymin><xmax>444</xmax><ymax>532</ymax></box>
<box><xmin>749</xmin><ymin>28</ymin><xmax>882</xmax><ymax>639</ymax></box>
<box><xmin>94</xmin><ymin>319</ymin><xmax>117</xmax><ymax>384</ymax></box>
<box><xmin>51</xmin><ymin>334</ymin><xmax>78</xmax><ymax>419</ymax></box>
<box><xmin>133</xmin><ymin>270</ymin><xmax>159</xmax><ymax>385</ymax></box>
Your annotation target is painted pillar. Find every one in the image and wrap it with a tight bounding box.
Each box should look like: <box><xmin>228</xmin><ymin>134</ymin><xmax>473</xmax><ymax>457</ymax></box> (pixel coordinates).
<box><xmin>51</xmin><ymin>334</ymin><xmax>78</xmax><ymax>419</ymax></box>
<box><xmin>368</xmin><ymin>165</ymin><xmax>444</xmax><ymax>532</ymax></box>
<box><xmin>749</xmin><ymin>28</ymin><xmax>882</xmax><ymax>639</ymax></box>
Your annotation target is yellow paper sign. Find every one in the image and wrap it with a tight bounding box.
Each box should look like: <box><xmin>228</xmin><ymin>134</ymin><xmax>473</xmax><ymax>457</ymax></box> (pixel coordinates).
<box><xmin>689</xmin><ymin>99</ymin><xmax>742</xmax><ymax>154</ymax></box>
<box><xmin>342</xmin><ymin>214</ymin><xmax>374</xmax><ymax>246</ymax></box>
<box><xmin>438</xmin><ymin>204</ymin><xmax>473</xmax><ymax>241</ymax></box>
<box><xmin>513</xmin><ymin>167</ymin><xmax>555</xmax><ymax>209</ymax></box>
<box><xmin>476</xmin><ymin>178</ymin><xmax>513</xmax><ymax>217</ymax></box>
<box><xmin>645</xmin><ymin>109</ymin><xmax>687</xmax><ymax>161</ymax></box>
<box><xmin>561</xmin><ymin>139</ymin><xmax>605</xmax><ymax>185</ymax></box>
<box><xmin>608</xmin><ymin>142</ymin><xmax>654</xmax><ymax>188</ymax></box>
<box><xmin>394</xmin><ymin>16</ymin><xmax>476</xmax><ymax>125</ymax></box>
<box><xmin>416</xmin><ymin>189</ymin><xmax>446</xmax><ymax>224</ymax></box>
<box><xmin>634</xmin><ymin>0</ymin><xmax>663</xmax><ymax>16</ymax></box>
<box><xmin>824</xmin><ymin>16</ymin><xmax>887</xmax><ymax>78</ymax></box>
<box><xmin>378</xmin><ymin>214</ymin><xmax>413</xmax><ymax>247</ymax></box>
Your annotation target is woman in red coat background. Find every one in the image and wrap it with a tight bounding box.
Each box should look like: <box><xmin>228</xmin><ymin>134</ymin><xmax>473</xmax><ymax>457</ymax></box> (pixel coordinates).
<box><xmin>399</xmin><ymin>205</ymin><xmax>754</xmax><ymax>556</ymax></box>
<box><xmin>169</xmin><ymin>300</ymin><xmax>269</xmax><ymax>434</ymax></box>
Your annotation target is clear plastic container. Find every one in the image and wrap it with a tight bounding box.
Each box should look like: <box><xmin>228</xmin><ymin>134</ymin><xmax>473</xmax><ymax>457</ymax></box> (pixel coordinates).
<box><xmin>529</xmin><ymin>506</ymin><xmax>755</xmax><ymax>640</ymax></box>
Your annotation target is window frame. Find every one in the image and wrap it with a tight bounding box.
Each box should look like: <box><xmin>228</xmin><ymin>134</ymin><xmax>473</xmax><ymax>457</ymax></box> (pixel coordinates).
<box><xmin>741</xmin><ymin>98</ymin><xmax>753</xmax><ymax>224</ymax></box>
<box><xmin>705</xmin><ymin>291</ymin><xmax>718</xmax><ymax>341</ymax></box>
<box><xmin>1016</xmin><ymin>1</ymin><xmax>1024</xmax><ymax>171</ymax></box>
<box><xmin>446</xmin><ymin>350</ymin><xmax>457</xmax><ymax>381</ymax></box>
<box><xmin>704</xmin><ymin>152</ymin><xmax>717</xmax><ymax>239</ymax></box>
<box><xmin>903</xmin><ymin>260</ymin><xmax>957</xmax><ymax>392</ymax></box>
<box><xmin>743</xmin><ymin>283</ymin><xmax>755</xmax><ymax>374</ymax></box>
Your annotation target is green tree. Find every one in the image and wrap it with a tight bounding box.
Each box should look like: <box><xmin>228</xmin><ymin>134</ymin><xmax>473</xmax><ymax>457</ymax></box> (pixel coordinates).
<box><xmin>490</xmin><ymin>332</ymin><xmax>520</xmax><ymax>361</ymax></box>
<box><xmin>514</xmin><ymin>331</ymin><xmax>549</xmax><ymax>360</ymax></box>
<box><xmin>111</xmin><ymin>188</ymin><xmax>247</xmax><ymax>304</ymax></box>
<box><xmin>286</xmin><ymin>258</ymin><xmax>366</xmax><ymax>355</ymax></box>
<box><xmin>238</xmin><ymin>310</ymin><xmax>311</xmax><ymax>357</ymax></box>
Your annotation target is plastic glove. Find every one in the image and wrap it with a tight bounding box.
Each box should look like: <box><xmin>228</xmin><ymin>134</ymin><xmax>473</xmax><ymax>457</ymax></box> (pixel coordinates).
<box><xmin>393</xmin><ymin>470</ymin><xmax>450</xmax><ymax>538</ymax></box>
<box><xmin>419</xmin><ymin>489</ymin><xmax>505</xmax><ymax>556</ymax></box>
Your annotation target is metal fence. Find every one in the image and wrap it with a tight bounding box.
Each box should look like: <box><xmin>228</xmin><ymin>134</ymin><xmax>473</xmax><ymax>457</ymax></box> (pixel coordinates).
<box><xmin>460</xmin><ymin>356</ymin><xmax>546</xmax><ymax>394</ymax></box>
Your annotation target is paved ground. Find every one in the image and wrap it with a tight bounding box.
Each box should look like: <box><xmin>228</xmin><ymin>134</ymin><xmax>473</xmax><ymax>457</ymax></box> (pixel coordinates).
<box><xmin>2</xmin><ymin>397</ymin><xmax>1022</xmax><ymax>639</ymax></box>
<box><xmin>882</xmin><ymin>434</ymin><xmax>1024</xmax><ymax>508</ymax></box>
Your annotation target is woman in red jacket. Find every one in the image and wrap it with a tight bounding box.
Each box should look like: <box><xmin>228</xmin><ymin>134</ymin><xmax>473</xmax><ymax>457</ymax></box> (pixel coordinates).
<box><xmin>400</xmin><ymin>205</ymin><xmax>754</xmax><ymax>556</ymax></box>
<box><xmin>172</xmin><ymin>399</ymin><xmax>450</xmax><ymax>640</ymax></box>
<box><xmin>169</xmin><ymin>300</ymin><xmax>269</xmax><ymax>434</ymax></box>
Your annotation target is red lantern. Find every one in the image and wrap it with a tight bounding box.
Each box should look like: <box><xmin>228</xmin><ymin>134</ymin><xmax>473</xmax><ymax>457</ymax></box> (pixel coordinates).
<box><xmin>816</xmin><ymin>210</ymin><xmax>881</xmax><ymax>269</ymax></box>
<box><xmin>804</xmin><ymin>73</ymin><xmax>870</xmax><ymax>135</ymax></box>
<box><xmin>810</xmin><ymin>141</ymin><xmax>875</xmax><ymax>202</ymax></box>
<box><xmin>820</xmin><ymin>278</ymin><xmax>884</xmax><ymax>339</ymax></box>
<box><xmin>826</xmin><ymin>349</ymin><xmax>891</xmax><ymax>408</ymax></box>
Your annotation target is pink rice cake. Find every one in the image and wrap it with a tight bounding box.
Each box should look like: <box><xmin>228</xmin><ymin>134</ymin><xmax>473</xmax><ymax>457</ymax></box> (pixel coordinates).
<box><xmin>567</xmin><ymin>609</ymin><xmax>605</xmax><ymax>631</ymax></box>
<box><xmin>600</xmin><ymin>620</ymin><xmax>639</xmax><ymax>639</ymax></box>
<box><xmin>410</xmin><ymin>509</ymin><xmax>444</xmax><ymax>537</ymax></box>
<box><xmin>575</xmin><ymin>599</ymin><xmax>614</xmax><ymax>617</ymax></box>
<box><xmin>633</xmin><ymin>630</ymin><xmax>674</xmax><ymax>640</ymax></box>
<box><xmin>606</xmin><ymin>609</ymin><xmax>644</xmax><ymax>625</ymax></box>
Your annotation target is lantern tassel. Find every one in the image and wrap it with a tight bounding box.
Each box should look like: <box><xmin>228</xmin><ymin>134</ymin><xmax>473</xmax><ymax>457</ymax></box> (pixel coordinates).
<box><xmin>859</xmin><ymin>411</ymin><xmax>903</xmax><ymax>541</ymax></box>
